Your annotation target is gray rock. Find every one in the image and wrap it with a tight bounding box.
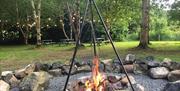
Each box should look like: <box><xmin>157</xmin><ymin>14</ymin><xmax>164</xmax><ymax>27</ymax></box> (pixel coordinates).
<box><xmin>134</xmin><ymin>63</ymin><xmax>148</xmax><ymax>74</ymax></box>
<box><xmin>34</xmin><ymin>62</ymin><xmax>51</xmax><ymax>71</ymax></box>
<box><xmin>76</xmin><ymin>65</ymin><xmax>91</xmax><ymax>73</ymax></box>
<box><xmin>99</xmin><ymin>62</ymin><xmax>106</xmax><ymax>72</ymax></box>
<box><xmin>101</xmin><ymin>59</ymin><xmax>113</xmax><ymax>72</ymax></box>
<box><xmin>168</xmin><ymin>70</ymin><xmax>180</xmax><ymax>82</ymax></box>
<box><xmin>120</xmin><ymin>75</ymin><xmax>136</xmax><ymax>86</ymax></box>
<box><xmin>19</xmin><ymin>71</ymin><xmax>51</xmax><ymax>91</ymax></box>
<box><xmin>61</xmin><ymin>65</ymin><xmax>77</xmax><ymax>75</ymax></box>
<box><xmin>147</xmin><ymin>61</ymin><xmax>160</xmax><ymax>69</ymax></box>
<box><xmin>1</xmin><ymin>71</ymin><xmax>13</xmax><ymax>77</ymax></box>
<box><xmin>15</xmin><ymin>64</ymin><xmax>35</xmax><ymax>79</ymax></box>
<box><xmin>163</xmin><ymin>58</ymin><xmax>172</xmax><ymax>63</ymax></box>
<box><xmin>3</xmin><ymin>74</ymin><xmax>20</xmax><ymax>88</ymax></box>
<box><xmin>161</xmin><ymin>58</ymin><xmax>172</xmax><ymax>69</ymax></box>
<box><xmin>101</xmin><ymin>59</ymin><xmax>112</xmax><ymax>66</ymax></box>
<box><xmin>120</xmin><ymin>64</ymin><xmax>134</xmax><ymax>73</ymax></box>
<box><xmin>0</xmin><ymin>80</ymin><xmax>10</xmax><ymax>91</ymax></box>
<box><xmin>51</xmin><ymin>62</ymin><xmax>63</xmax><ymax>69</ymax></box>
<box><xmin>149</xmin><ymin>67</ymin><xmax>169</xmax><ymax>79</ymax></box>
<box><xmin>125</xmin><ymin>54</ymin><xmax>136</xmax><ymax>64</ymax></box>
<box><xmin>169</xmin><ymin>62</ymin><xmax>180</xmax><ymax>70</ymax></box>
<box><xmin>163</xmin><ymin>80</ymin><xmax>180</xmax><ymax>91</ymax></box>
<box><xmin>48</xmin><ymin>69</ymin><xmax>62</xmax><ymax>77</ymax></box>
<box><xmin>112</xmin><ymin>61</ymin><xmax>121</xmax><ymax>73</ymax></box>
<box><xmin>104</xmin><ymin>64</ymin><xmax>112</xmax><ymax>72</ymax></box>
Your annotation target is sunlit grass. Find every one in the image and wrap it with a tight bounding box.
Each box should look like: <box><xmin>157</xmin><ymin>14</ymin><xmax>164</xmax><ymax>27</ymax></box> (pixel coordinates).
<box><xmin>0</xmin><ymin>41</ymin><xmax>179</xmax><ymax>71</ymax></box>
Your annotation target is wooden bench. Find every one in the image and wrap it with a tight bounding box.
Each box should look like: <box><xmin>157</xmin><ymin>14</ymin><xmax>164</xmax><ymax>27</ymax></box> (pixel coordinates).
<box><xmin>96</xmin><ymin>38</ymin><xmax>105</xmax><ymax>46</ymax></box>
<box><xmin>42</xmin><ymin>40</ymin><xmax>53</xmax><ymax>45</ymax></box>
<box><xmin>59</xmin><ymin>39</ymin><xmax>75</xmax><ymax>45</ymax></box>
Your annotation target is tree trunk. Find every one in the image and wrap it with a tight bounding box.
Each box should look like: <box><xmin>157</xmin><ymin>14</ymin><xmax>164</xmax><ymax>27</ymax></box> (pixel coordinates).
<box><xmin>138</xmin><ymin>0</ymin><xmax>150</xmax><ymax>49</ymax></box>
<box><xmin>31</xmin><ymin>0</ymin><xmax>42</xmax><ymax>47</ymax></box>
<box><xmin>36</xmin><ymin>13</ymin><xmax>41</xmax><ymax>46</ymax></box>
<box><xmin>67</xmin><ymin>2</ymin><xmax>74</xmax><ymax>40</ymax></box>
<box><xmin>16</xmin><ymin>0</ymin><xmax>27</xmax><ymax>45</ymax></box>
<box><xmin>60</xmin><ymin>19</ymin><xmax>69</xmax><ymax>39</ymax></box>
<box><xmin>74</xmin><ymin>0</ymin><xmax>81</xmax><ymax>45</ymax></box>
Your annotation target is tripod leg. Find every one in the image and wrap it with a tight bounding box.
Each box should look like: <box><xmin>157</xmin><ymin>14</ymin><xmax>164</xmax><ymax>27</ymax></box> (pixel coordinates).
<box><xmin>63</xmin><ymin>0</ymin><xmax>90</xmax><ymax>91</ymax></box>
<box><xmin>91</xmin><ymin>0</ymin><xmax>135</xmax><ymax>91</ymax></box>
<box><xmin>89</xmin><ymin>0</ymin><xmax>97</xmax><ymax>57</ymax></box>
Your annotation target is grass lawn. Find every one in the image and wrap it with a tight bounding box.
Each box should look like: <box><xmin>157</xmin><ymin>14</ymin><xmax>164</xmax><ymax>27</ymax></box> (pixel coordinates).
<box><xmin>0</xmin><ymin>41</ymin><xmax>180</xmax><ymax>71</ymax></box>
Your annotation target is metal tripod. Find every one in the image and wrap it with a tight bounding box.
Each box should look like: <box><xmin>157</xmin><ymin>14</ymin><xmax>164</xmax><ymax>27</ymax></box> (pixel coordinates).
<box><xmin>63</xmin><ymin>0</ymin><xmax>135</xmax><ymax>91</ymax></box>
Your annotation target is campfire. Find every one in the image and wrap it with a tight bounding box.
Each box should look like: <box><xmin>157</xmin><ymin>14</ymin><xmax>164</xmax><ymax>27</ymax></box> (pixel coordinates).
<box><xmin>66</xmin><ymin>57</ymin><xmax>135</xmax><ymax>91</ymax></box>
<box><xmin>85</xmin><ymin>57</ymin><xmax>106</xmax><ymax>91</ymax></box>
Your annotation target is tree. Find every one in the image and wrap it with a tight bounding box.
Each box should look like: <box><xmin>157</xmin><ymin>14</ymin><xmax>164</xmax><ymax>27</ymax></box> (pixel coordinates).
<box><xmin>150</xmin><ymin>1</ymin><xmax>168</xmax><ymax>41</ymax></box>
<box><xmin>138</xmin><ymin>0</ymin><xmax>150</xmax><ymax>49</ymax></box>
<box><xmin>168</xmin><ymin>0</ymin><xmax>180</xmax><ymax>22</ymax></box>
<box><xmin>95</xmin><ymin>0</ymin><xmax>141</xmax><ymax>41</ymax></box>
<box><xmin>30</xmin><ymin>0</ymin><xmax>42</xmax><ymax>47</ymax></box>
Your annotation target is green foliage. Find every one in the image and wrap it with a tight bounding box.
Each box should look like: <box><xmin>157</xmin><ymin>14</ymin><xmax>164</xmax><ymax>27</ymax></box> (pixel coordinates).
<box><xmin>168</xmin><ymin>0</ymin><xmax>180</xmax><ymax>22</ymax></box>
<box><xmin>149</xmin><ymin>30</ymin><xmax>180</xmax><ymax>41</ymax></box>
<box><xmin>126</xmin><ymin>33</ymin><xmax>139</xmax><ymax>41</ymax></box>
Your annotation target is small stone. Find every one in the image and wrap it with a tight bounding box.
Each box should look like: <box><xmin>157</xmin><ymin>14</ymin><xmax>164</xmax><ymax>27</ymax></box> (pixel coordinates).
<box><xmin>161</xmin><ymin>58</ymin><xmax>172</xmax><ymax>69</ymax></box>
<box><xmin>99</xmin><ymin>62</ymin><xmax>106</xmax><ymax>72</ymax></box>
<box><xmin>107</xmin><ymin>76</ymin><xmax>120</xmax><ymax>83</ymax></box>
<box><xmin>125</xmin><ymin>54</ymin><xmax>136</xmax><ymax>64</ymax></box>
<box><xmin>120</xmin><ymin>75</ymin><xmax>136</xmax><ymax>86</ymax></box>
<box><xmin>134</xmin><ymin>63</ymin><xmax>148</xmax><ymax>74</ymax></box>
<box><xmin>19</xmin><ymin>71</ymin><xmax>51</xmax><ymax>91</ymax></box>
<box><xmin>3</xmin><ymin>74</ymin><xmax>20</xmax><ymax>88</ymax></box>
<box><xmin>48</xmin><ymin>69</ymin><xmax>62</xmax><ymax>77</ymax></box>
<box><xmin>112</xmin><ymin>60</ymin><xmax>121</xmax><ymax>73</ymax></box>
<box><xmin>101</xmin><ymin>59</ymin><xmax>113</xmax><ymax>72</ymax></box>
<box><xmin>149</xmin><ymin>67</ymin><xmax>169</xmax><ymax>79</ymax></box>
<box><xmin>61</xmin><ymin>65</ymin><xmax>77</xmax><ymax>75</ymax></box>
<box><xmin>1</xmin><ymin>71</ymin><xmax>13</xmax><ymax>77</ymax></box>
<box><xmin>34</xmin><ymin>62</ymin><xmax>51</xmax><ymax>71</ymax></box>
<box><xmin>163</xmin><ymin>80</ymin><xmax>180</xmax><ymax>91</ymax></box>
<box><xmin>101</xmin><ymin>59</ymin><xmax>112</xmax><ymax>66</ymax></box>
<box><xmin>14</xmin><ymin>69</ymin><xmax>26</xmax><ymax>79</ymax></box>
<box><xmin>120</xmin><ymin>64</ymin><xmax>134</xmax><ymax>73</ymax></box>
<box><xmin>169</xmin><ymin>62</ymin><xmax>180</xmax><ymax>70</ymax></box>
<box><xmin>147</xmin><ymin>61</ymin><xmax>160</xmax><ymax>69</ymax></box>
<box><xmin>168</xmin><ymin>70</ymin><xmax>180</xmax><ymax>82</ymax></box>
<box><xmin>51</xmin><ymin>62</ymin><xmax>63</xmax><ymax>69</ymax></box>
<box><xmin>0</xmin><ymin>80</ymin><xmax>10</xmax><ymax>91</ymax></box>
<box><xmin>163</xmin><ymin>58</ymin><xmax>172</xmax><ymax>63</ymax></box>
<box><xmin>15</xmin><ymin>64</ymin><xmax>35</xmax><ymax>79</ymax></box>
<box><xmin>76</xmin><ymin>65</ymin><xmax>91</xmax><ymax>73</ymax></box>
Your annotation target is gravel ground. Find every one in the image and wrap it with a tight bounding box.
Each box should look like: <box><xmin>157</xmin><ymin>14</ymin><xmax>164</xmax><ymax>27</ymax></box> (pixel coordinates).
<box><xmin>45</xmin><ymin>73</ymin><xmax>168</xmax><ymax>91</ymax></box>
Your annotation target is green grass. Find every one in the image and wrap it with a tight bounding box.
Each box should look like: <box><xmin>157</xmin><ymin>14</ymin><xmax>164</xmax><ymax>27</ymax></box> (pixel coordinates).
<box><xmin>0</xmin><ymin>41</ymin><xmax>180</xmax><ymax>71</ymax></box>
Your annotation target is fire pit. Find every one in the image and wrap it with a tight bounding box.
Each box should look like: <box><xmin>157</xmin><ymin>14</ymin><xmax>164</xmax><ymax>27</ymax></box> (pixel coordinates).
<box><xmin>66</xmin><ymin>57</ymin><xmax>136</xmax><ymax>91</ymax></box>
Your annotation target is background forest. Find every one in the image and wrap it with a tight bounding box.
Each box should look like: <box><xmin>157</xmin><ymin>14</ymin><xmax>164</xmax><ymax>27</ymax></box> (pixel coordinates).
<box><xmin>0</xmin><ymin>0</ymin><xmax>179</xmax><ymax>45</ymax></box>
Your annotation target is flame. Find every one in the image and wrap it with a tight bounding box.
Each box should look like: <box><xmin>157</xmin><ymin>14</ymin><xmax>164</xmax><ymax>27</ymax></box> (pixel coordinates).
<box><xmin>85</xmin><ymin>57</ymin><xmax>105</xmax><ymax>91</ymax></box>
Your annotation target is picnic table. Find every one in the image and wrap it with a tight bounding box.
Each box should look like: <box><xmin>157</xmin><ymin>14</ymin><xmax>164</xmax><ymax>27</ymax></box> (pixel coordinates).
<box><xmin>42</xmin><ymin>40</ymin><xmax>54</xmax><ymax>45</ymax></box>
<box><xmin>96</xmin><ymin>38</ymin><xmax>105</xmax><ymax>45</ymax></box>
<box><xmin>90</xmin><ymin>37</ymin><xmax>110</xmax><ymax>46</ymax></box>
<box><xmin>59</xmin><ymin>39</ymin><xmax>75</xmax><ymax>45</ymax></box>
